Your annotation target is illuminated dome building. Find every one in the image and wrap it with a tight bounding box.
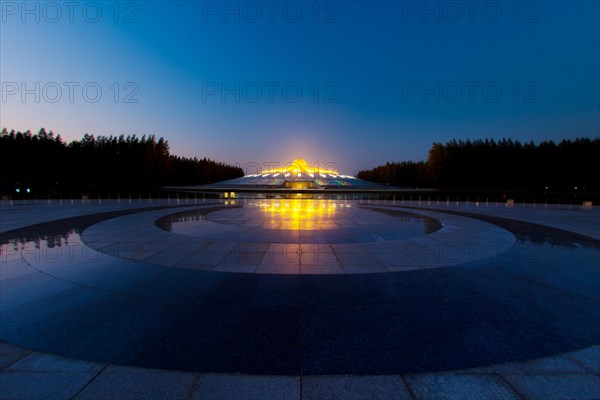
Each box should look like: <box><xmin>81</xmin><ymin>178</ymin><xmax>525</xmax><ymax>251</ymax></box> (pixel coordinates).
<box><xmin>175</xmin><ymin>158</ymin><xmax>397</xmax><ymax>198</ymax></box>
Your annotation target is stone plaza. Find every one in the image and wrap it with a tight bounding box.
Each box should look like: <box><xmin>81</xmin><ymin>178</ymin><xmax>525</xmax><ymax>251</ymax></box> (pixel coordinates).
<box><xmin>0</xmin><ymin>196</ymin><xmax>599</xmax><ymax>399</ymax></box>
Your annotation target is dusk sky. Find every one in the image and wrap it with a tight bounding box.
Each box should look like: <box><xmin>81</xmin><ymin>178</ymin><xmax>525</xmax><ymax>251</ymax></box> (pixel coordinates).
<box><xmin>1</xmin><ymin>1</ymin><xmax>598</xmax><ymax>174</ymax></box>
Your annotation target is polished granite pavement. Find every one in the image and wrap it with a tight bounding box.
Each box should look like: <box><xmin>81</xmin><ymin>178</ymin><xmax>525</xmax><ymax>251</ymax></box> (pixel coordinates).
<box><xmin>1</xmin><ymin>199</ymin><xmax>599</xmax><ymax>399</ymax></box>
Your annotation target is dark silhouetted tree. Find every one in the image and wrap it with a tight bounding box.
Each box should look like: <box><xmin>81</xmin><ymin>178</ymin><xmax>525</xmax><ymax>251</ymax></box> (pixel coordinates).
<box><xmin>357</xmin><ymin>137</ymin><xmax>599</xmax><ymax>190</ymax></box>
<box><xmin>0</xmin><ymin>128</ymin><xmax>243</xmax><ymax>194</ymax></box>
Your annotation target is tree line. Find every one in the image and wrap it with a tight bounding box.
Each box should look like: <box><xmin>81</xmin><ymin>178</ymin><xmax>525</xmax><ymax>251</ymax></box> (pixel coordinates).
<box><xmin>0</xmin><ymin>128</ymin><xmax>243</xmax><ymax>195</ymax></box>
<box><xmin>357</xmin><ymin>138</ymin><xmax>599</xmax><ymax>190</ymax></box>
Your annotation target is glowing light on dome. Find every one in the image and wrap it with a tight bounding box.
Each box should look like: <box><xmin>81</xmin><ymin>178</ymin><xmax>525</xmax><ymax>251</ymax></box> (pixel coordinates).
<box><xmin>260</xmin><ymin>158</ymin><xmax>339</xmax><ymax>176</ymax></box>
<box><xmin>206</xmin><ymin>156</ymin><xmax>390</xmax><ymax>193</ymax></box>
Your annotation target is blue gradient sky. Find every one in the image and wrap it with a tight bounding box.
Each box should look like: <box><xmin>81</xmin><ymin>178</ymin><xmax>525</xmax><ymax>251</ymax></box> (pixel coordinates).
<box><xmin>1</xmin><ymin>1</ymin><xmax>598</xmax><ymax>174</ymax></box>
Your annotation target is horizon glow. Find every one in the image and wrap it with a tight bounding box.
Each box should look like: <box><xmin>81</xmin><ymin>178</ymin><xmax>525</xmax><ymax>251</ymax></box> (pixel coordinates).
<box><xmin>1</xmin><ymin>1</ymin><xmax>598</xmax><ymax>174</ymax></box>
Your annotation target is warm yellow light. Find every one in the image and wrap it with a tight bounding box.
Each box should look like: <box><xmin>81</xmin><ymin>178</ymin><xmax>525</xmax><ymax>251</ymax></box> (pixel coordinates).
<box><xmin>259</xmin><ymin>158</ymin><xmax>339</xmax><ymax>175</ymax></box>
<box><xmin>256</xmin><ymin>199</ymin><xmax>348</xmax><ymax>230</ymax></box>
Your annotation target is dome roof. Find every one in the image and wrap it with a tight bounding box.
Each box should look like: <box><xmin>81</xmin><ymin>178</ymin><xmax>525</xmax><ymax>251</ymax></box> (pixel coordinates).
<box><xmin>205</xmin><ymin>158</ymin><xmax>387</xmax><ymax>190</ymax></box>
<box><xmin>176</xmin><ymin>157</ymin><xmax>398</xmax><ymax>194</ymax></box>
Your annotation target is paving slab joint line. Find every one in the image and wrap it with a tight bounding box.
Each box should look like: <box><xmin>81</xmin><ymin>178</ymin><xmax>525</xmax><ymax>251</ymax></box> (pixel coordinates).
<box><xmin>398</xmin><ymin>374</ymin><xmax>417</xmax><ymax>400</ymax></box>
<box><xmin>0</xmin><ymin>348</ymin><xmax>33</xmax><ymax>372</ymax></box>
<box><xmin>329</xmin><ymin>245</ymin><xmax>342</xmax><ymax>268</ymax></box>
<box><xmin>68</xmin><ymin>363</ymin><xmax>109</xmax><ymax>400</ymax></box>
<box><xmin>185</xmin><ymin>373</ymin><xmax>204</xmax><ymax>400</ymax></box>
<box><xmin>564</xmin><ymin>353</ymin><xmax>600</xmax><ymax>378</ymax></box>
<box><xmin>493</xmin><ymin>371</ymin><xmax>528</xmax><ymax>400</ymax></box>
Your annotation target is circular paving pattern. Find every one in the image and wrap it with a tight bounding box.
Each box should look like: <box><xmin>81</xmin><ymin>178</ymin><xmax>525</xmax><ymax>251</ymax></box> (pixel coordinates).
<box><xmin>0</xmin><ymin>200</ymin><xmax>598</xmax><ymax>375</ymax></box>
<box><xmin>159</xmin><ymin>200</ymin><xmax>443</xmax><ymax>243</ymax></box>
<box><xmin>76</xmin><ymin>200</ymin><xmax>516</xmax><ymax>274</ymax></box>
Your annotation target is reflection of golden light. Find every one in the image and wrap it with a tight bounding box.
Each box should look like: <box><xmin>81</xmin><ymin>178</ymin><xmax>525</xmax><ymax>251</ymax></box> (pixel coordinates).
<box><xmin>257</xmin><ymin>199</ymin><xmax>348</xmax><ymax>230</ymax></box>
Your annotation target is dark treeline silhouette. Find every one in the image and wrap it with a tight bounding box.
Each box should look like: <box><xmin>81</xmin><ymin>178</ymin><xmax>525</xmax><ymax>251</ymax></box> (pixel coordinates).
<box><xmin>358</xmin><ymin>138</ymin><xmax>599</xmax><ymax>190</ymax></box>
<box><xmin>0</xmin><ymin>128</ymin><xmax>243</xmax><ymax>195</ymax></box>
<box><xmin>357</xmin><ymin>161</ymin><xmax>432</xmax><ymax>188</ymax></box>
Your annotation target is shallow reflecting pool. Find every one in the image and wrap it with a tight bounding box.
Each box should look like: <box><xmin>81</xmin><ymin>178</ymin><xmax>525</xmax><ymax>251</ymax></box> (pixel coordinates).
<box><xmin>157</xmin><ymin>199</ymin><xmax>443</xmax><ymax>243</ymax></box>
